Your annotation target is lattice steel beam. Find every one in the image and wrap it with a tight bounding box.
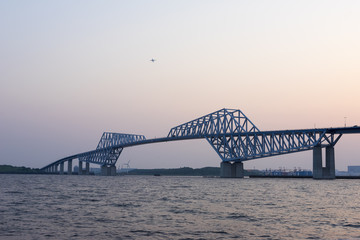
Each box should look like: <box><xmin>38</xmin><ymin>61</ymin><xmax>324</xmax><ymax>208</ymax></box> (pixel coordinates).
<box><xmin>168</xmin><ymin>109</ymin><xmax>343</xmax><ymax>162</ymax></box>
<box><xmin>96</xmin><ymin>132</ymin><xmax>146</xmax><ymax>149</ymax></box>
<box><xmin>168</xmin><ymin>108</ymin><xmax>259</xmax><ymax>138</ymax></box>
<box><xmin>79</xmin><ymin>132</ymin><xmax>146</xmax><ymax>166</ymax></box>
<box><xmin>206</xmin><ymin>130</ymin><xmax>342</xmax><ymax>162</ymax></box>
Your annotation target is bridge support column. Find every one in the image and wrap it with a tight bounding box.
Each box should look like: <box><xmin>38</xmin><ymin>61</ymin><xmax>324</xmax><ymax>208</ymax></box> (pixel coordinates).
<box><xmin>313</xmin><ymin>146</ymin><xmax>323</xmax><ymax>179</ymax></box>
<box><xmin>68</xmin><ymin>159</ymin><xmax>72</xmax><ymax>175</ymax></box>
<box><xmin>78</xmin><ymin>160</ymin><xmax>83</xmax><ymax>175</ymax></box>
<box><xmin>325</xmin><ymin>146</ymin><xmax>335</xmax><ymax>179</ymax></box>
<box><xmin>234</xmin><ymin>162</ymin><xmax>244</xmax><ymax>178</ymax></box>
<box><xmin>55</xmin><ymin>164</ymin><xmax>58</xmax><ymax>173</ymax></box>
<box><xmin>60</xmin><ymin>162</ymin><xmax>64</xmax><ymax>175</ymax></box>
<box><xmin>220</xmin><ymin>162</ymin><xmax>232</xmax><ymax>178</ymax></box>
<box><xmin>313</xmin><ymin>146</ymin><xmax>335</xmax><ymax>179</ymax></box>
<box><xmin>220</xmin><ymin>162</ymin><xmax>244</xmax><ymax>178</ymax></box>
<box><xmin>111</xmin><ymin>165</ymin><xmax>116</xmax><ymax>176</ymax></box>
<box><xmin>101</xmin><ymin>165</ymin><xmax>117</xmax><ymax>176</ymax></box>
<box><xmin>85</xmin><ymin>162</ymin><xmax>90</xmax><ymax>175</ymax></box>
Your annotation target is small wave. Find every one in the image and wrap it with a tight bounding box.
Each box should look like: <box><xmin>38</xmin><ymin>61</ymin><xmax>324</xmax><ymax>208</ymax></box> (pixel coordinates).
<box><xmin>112</xmin><ymin>202</ymin><xmax>141</xmax><ymax>208</ymax></box>
<box><xmin>227</xmin><ymin>213</ymin><xmax>249</xmax><ymax>219</ymax></box>
<box><xmin>95</xmin><ymin>218</ymin><xmax>114</xmax><ymax>224</ymax></box>
<box><xmin>344</xmin><ymin>224</ymin><xmax>360</xmax><ymax>229</ymax></box>
<box><xmin>11</xmin><ymin>201</ymin><xmax>26</xmax><ymax>206</ymax></box>
<box><xmin>81</xmin><ymin>198</ymin><xmax>101</xmax><ymax>202</ymax></box>
<box><xmin>130</xmin><ymin>229</ymin><xmax>166</xmax><ymax>237</ymax></box>
<box><xmin>259</xmin><ymin>234</ymin><xmax>272</xmax><ymax>238</ymax></box>
<box><xmin>169</xmin><ymin>208</ymin><xmax>204</xmax><ymax>215</ymax></box>
<box><xmin>57</xmin><ymin>195</ymin><xmax>72</xmax><ymax>200</ymax></box>
<box><xmin>5</xmin><ymin>191</ymin><xmax>22</xmax><ymax>194</ymax></box>
<box><xmin>169</xmin><ymin>185</ymin><xmax>192</xmax><ymax>189</ymax></box>
<box><xmin>211</xmin><ymin>230</ymin><xmax>229</xmax><ymax>235</ymax></box>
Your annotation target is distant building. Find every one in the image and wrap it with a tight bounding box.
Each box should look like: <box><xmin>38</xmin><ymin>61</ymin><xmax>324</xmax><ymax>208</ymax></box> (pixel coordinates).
<box><xmin>336</xmin><ymin>170</ymin><xmax>349</xmax><ymax>176</ymax></box>
<box><xmin>348</xmin><ymin>166</ymin><xmax>360</xmax><ymax>176</ymax></box>
<box><xmin>262</xmin><ymin>168</ymin><xmax>312</xmax><ymax>177</ymax></box>
<box><xmin>294</xmin><ymin>170</ymin><xmax>312</xmax><ymax>177</ymax></box>
<box><xmin>117</xmin><ymin>168</ymin><xmax>136</xmax><ymax>174</ymax></box>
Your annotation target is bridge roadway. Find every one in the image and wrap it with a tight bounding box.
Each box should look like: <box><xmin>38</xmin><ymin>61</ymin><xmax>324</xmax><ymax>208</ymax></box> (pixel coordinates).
<box><xmin>42</xmin><ymin>125</ymin><xmax>360</xmax><ymax>178</ymax></box>
<box><xmin>45</xmin><ymin>126</ymin><xmax>360</xmax><ymax>162</ymax></box>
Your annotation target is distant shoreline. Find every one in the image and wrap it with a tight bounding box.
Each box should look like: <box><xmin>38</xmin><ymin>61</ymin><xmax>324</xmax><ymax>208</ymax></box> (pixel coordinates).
<box><xmin>2</xmin><ymin>165</ymin><xmax>360</xmax><ymax>179</ymax></box>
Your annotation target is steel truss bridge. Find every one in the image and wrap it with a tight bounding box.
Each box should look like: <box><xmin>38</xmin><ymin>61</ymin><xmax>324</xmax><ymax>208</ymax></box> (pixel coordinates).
<box><xmin>42</xmin><ymin>108</ymin><xmax>360</xmax><ymax>178</ymax></box>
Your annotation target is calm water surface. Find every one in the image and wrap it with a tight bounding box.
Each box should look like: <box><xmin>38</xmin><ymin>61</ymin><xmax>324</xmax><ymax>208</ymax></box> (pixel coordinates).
<box><xmin>1</xmin><ymin>174</ymin><xmax>360</xmax><ymax>239</ymax></box>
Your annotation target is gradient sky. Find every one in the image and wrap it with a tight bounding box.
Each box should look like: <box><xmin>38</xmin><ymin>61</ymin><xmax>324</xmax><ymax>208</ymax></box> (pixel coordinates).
<box><xmin>1</xmin><ymin>0</ymin><xmax>360</xmax><ymax>171</ymax></box>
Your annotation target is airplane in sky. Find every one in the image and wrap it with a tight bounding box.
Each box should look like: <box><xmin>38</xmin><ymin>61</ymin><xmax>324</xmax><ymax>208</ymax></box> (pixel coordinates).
<box><xmin>150</xmin><ymin>58</ymin><xmax>156</xmax><ymax>62</ymax></box>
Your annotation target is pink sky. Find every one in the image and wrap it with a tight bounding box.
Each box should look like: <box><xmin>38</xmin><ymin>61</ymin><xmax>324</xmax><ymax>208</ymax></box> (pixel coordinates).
<box><xmin>1</xmin><ymin>0</ymin><xmax>359</xmax><ymax>170</ymax></box>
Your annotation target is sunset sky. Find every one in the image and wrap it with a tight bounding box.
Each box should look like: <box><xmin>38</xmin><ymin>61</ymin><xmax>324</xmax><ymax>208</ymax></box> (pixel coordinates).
<box><xmin>1</xmin><ymin>0</ymin><xmax>360</xmax><ymax>171</ymax></box>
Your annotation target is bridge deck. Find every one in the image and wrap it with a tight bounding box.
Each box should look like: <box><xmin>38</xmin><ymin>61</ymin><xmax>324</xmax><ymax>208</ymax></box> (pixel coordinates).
<box><xmin>42</xmin><ymin>126</ymin><xmax>360</xmax><ymax>170</ymax></box>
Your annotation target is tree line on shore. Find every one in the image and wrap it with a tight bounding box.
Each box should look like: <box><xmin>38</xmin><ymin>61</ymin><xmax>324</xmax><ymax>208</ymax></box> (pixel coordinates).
<box><xmin>0</xmin><ymin>165</ymin><xmax>43</xmax><ymax>174</ymax></box>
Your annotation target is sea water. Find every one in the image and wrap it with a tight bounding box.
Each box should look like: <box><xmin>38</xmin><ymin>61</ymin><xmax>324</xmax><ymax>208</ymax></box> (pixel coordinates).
<box><xmin>1</xmin><ymin>174</ymin><xmax>360</xmax><ymax>239</ymax></box>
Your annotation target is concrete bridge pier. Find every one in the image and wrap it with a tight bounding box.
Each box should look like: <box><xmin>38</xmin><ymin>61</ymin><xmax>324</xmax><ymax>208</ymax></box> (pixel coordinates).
<box><xmin>220</xmin><ymin>162</ymin><xmax>231</xmax><ymax>177</ymax></box>
<box><xmin>60</xmin><ymin>162</ymin><xmax>64</xmax><ymax>175</ymax></box>
<box><xmin>325</xmin><ymin>146</ymin><xmax>335</xmax><ymax>179</ymax></box>
<box><xmin>313</xmin><ymin>146</ymin><xmax>335</xmax><ymax>179</ymax></box>
<box><xmin>78</xmin><ymin>160</ymin><xmax>83</xmax><ymax>175</ymax></box>
<box><xmin>68</xmin><ymin>159</ymin><xmax>72</xmax><ymax>175</ymax></box>
<box><xmin>220</xmin><ymin>162</ymin><xmax>244</xmax><ymax>178</ymax></box>
<box><xmin>85</xmin><ymin>162</ymin><xmax>90</xmax><ymax>175</ymax></box>
<box><xmin>101</xmin><ymin>165</ymin><xmax>117</xmax><ymax>176</ymax></box>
